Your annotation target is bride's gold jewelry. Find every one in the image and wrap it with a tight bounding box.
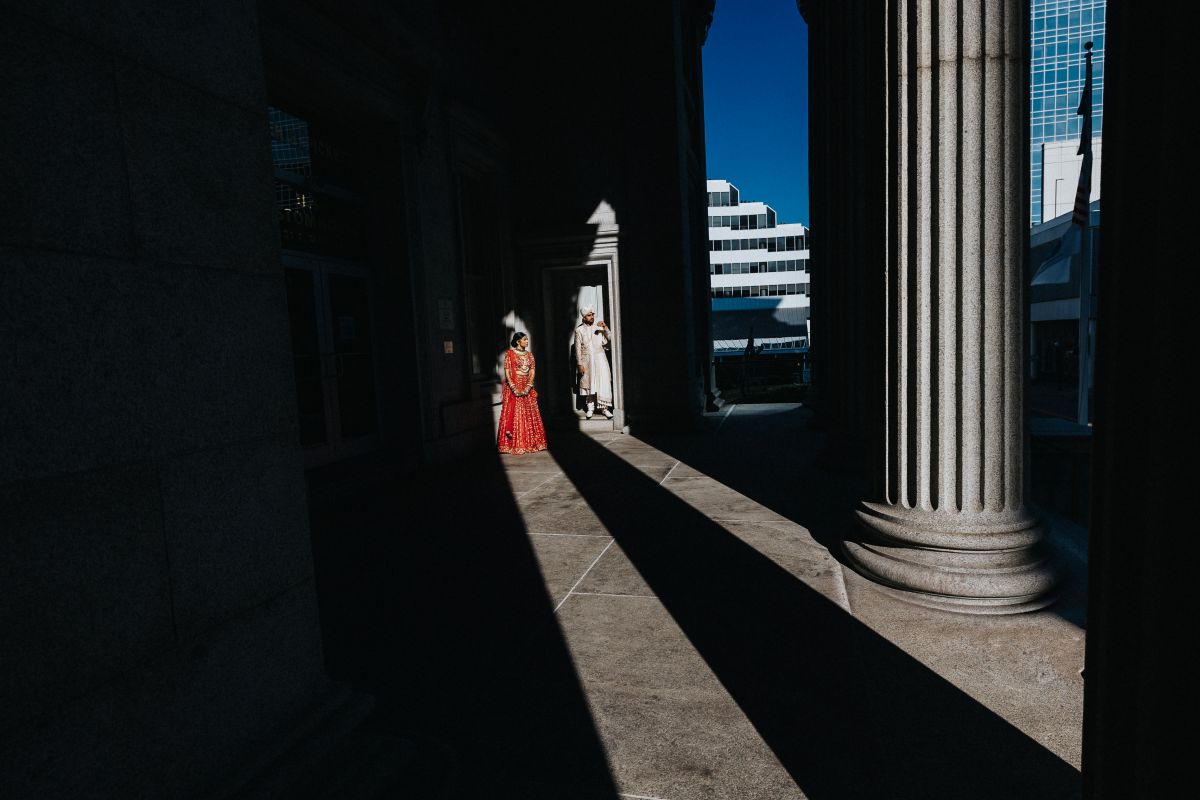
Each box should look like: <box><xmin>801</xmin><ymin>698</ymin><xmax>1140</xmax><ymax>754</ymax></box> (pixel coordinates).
<box><xmin>514</xmin><ymin>351</ymin><xmax>532</xmax><ymax>376</ymax></box>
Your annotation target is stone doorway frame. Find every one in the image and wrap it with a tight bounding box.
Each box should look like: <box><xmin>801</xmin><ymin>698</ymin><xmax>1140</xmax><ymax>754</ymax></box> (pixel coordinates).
<box><xmin>530</xmin><ymin>229</ymin><xmax>625</xmax><ymax>432</ymax></box>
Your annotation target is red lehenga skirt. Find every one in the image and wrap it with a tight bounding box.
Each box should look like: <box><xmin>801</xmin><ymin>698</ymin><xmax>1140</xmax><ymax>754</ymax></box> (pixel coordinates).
<box><xmin>497</xmin><ymin>350</ymin><xmax>548</xmax><ymax>454</ymax></box>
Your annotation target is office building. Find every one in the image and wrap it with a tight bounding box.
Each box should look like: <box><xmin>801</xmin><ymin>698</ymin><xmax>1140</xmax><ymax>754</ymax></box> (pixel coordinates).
<box><xmin>1031</xmin><ymin>0</ymin><xmax>1106</xmax><ymax>224</ymax></box>
<box><xmin>706</xmin><ymin>179</ymin><xmax>810</xmax><ymax>356</ymax></box>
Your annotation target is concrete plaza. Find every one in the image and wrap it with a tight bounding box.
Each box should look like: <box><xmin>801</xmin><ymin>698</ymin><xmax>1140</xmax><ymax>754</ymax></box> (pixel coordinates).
<box><xmin>306</xmin><ymin>404</ymin><xmax>1085</xmax><ymax>799</ymax></box>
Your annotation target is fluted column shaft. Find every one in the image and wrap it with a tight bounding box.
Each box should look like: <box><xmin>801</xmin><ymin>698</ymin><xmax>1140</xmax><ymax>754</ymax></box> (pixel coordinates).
<box><xmin>845</xmin><ymin>0</ymin><xmax>1054</xmax><ymax>613</ymax></box>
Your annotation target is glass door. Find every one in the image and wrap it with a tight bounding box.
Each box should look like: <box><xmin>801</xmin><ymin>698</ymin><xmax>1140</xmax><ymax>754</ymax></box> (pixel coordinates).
<box><xmin>283</xmin><ymin>252</ymin><xmax>379</xmax><ymax>466</ymax></box>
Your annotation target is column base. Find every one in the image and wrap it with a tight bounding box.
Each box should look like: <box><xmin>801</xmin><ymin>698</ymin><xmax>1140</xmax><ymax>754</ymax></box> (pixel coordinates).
<box><xmin>844</xmin><ymin>502</ymin><xmax>1057</xmax><ymax>615</ymax></box>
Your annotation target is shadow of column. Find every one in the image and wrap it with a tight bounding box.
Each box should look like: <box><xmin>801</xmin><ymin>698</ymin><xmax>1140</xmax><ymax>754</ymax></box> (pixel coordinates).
<box><xmin>642</xmin><ymin>404</ymin><xmax>1087</xmax><ymax>629</ymax></box>
<box><xmin>305</xmin><ymin>452</ymin><xmax>620</xmax><ymax>798</ymax></box>
<box><xmin>547</xmin><ymin>428</ymin><xmax>1080</xmax><ymax>799</ymax></box>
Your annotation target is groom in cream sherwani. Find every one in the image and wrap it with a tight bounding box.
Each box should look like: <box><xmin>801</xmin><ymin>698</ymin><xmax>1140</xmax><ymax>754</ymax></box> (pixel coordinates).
<box><xmin>575</xmin><ymin>306</ymin><xmax>614</xmax><ymax>419</ymax></box>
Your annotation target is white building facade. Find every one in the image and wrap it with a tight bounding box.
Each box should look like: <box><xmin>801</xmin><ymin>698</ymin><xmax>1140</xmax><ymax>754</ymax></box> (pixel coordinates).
<box><xmin>706</xmin><ymin>179</ymin><xmax>811</xmax><ymax>355</ymax></box>
<box><xmin>1040</xmin><ymin>137</ymin><xmax>1102</xmax><ymax>224</ymax></box>
<box><xmin>1030</xmin><ymin>0</ymin><xmax>1106</xmax><ymax>224</ymax></box>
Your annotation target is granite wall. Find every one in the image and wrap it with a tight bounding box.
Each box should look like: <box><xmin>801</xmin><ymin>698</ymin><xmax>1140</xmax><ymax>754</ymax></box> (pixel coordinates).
<box><xmin>455</xmin><ymin>0</ymin><xmax>718</xmax><ymax>431</ymax></box>
<box><xmin>1</xmin><ymin>2</ymin><xmax>335</xmax><ymax>796</ymax></box>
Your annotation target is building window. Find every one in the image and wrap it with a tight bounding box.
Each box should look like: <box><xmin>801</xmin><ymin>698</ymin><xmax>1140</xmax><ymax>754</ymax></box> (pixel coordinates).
<box><xmin>269</xmin><ymin>106</ymin><xmax>366</xmax><ymax>257</ymax></box>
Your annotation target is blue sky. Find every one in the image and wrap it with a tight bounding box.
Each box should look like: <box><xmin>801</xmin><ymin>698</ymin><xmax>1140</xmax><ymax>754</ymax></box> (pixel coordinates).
<box><xmin>703</xmin><ymin>0</ymin><xmax>809</xmax><ymax>225</ymax></box>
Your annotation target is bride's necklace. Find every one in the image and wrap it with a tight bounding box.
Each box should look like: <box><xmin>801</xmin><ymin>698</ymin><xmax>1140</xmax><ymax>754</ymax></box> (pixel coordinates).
<box><xmin>513</xmin><ymin>347</ymin><xmax>531</xmax><ymax>375</ymax></box>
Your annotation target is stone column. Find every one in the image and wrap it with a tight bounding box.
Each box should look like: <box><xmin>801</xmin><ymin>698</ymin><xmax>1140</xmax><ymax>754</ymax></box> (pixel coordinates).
<box><xmin>1081</xmin><ymin>5</ymin><xmax>1183</xmax><ymax>793</ymax></box>
<box><xmin>799</xmin><ymin>1</ymin><xmax>886</xmax><ymax>476</ymax></box>
<box><xmin>843</xmin><ymin>0</ymin><xmax>1055</xmax><ymax>613</ymax></box>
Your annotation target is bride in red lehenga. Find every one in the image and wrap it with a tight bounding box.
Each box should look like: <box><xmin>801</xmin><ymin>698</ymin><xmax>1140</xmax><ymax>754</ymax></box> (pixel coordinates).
<box><xmin>497</xmin><ymin>331</ymin><xmax>548</xmax><ymax>454</ymax></box>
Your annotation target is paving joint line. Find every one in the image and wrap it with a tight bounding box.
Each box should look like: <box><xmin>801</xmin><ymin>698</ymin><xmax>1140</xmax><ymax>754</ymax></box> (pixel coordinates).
<box><xmin>515</xmin><ymin>473</ymin><xmax>560</xmax><ymax>498</ymax></box>
<box><xmin>554</xmin><ymin>538</ymin><xmax>615</xmax><ymax>613</ymax></box>
<box><xmin>527</xmin><ymin>532</ymin><xmax>613</xmax><ymax>538</ymax></box>
<box><xmin>570</xmin><ymin>590</ymin><xmax>657</xmax><ymax>599</ymax></box>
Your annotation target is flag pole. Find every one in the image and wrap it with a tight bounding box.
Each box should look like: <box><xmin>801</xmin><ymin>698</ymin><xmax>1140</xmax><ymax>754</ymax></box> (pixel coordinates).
<box><xmin>1077</xmin><ymin>201</ymin><xmax>1092</xmax><ymax>426</ymax></box>
<box><xmin>1075</xmin><ymin>41</ymin><xmax>1095</xmax><ymax>426</ymax></box>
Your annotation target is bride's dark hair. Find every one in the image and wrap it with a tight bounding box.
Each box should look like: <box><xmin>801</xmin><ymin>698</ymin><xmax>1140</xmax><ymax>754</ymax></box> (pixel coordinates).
<box><xmin>510</xmin><ymin>331</ymin><xmax>528</xmax><ymax>348</ymax></box>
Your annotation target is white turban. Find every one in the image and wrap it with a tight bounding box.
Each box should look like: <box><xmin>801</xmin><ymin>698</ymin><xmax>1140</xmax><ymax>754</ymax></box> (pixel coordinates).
<box><xmin>580</xmin><ymin>305</ymin><xmax>595</xmax><ymax>316</ymax></box>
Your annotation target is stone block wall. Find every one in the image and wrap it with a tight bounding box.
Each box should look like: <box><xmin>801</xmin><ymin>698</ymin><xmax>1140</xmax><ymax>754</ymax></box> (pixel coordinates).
<box><xmin>462</xmin><ymin>0</ymin><xmax>715</xmax><ymax>430</ymax></box>
<box><xmin>1</xmin><ymin>3</ymin><xmax>330</xmax><ymax>795</ymax></box>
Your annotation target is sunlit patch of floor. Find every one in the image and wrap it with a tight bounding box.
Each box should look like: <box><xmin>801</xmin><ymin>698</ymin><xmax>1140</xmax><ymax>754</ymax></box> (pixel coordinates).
<box><xmin>502</xmin><ymin>405</ymin><xmax>1084</xmax><ymax>799</ymax></box>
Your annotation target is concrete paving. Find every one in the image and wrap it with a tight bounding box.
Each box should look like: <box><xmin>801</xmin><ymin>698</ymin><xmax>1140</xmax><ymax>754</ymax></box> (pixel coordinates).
<box><xmin>306</xmin><ymin>403</ymin><xmax>1084</xmax><ymax>799</ymax></box>
<box><xmin>516</xmin><ymin>407</ymin><xmax>1080</xmax><ymax>800</ymax></box>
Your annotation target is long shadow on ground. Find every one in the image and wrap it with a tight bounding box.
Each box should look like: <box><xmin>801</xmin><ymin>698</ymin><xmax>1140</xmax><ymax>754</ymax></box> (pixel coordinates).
<box><xmin>548</xmin><ymin>426</ymin><xmax>1081</xmax><ymax>800</ymax></box>
<box><xmin>642</xmin><ymin>404</ymin><xmax>1089</xmax><ymax>629</ymax></box>
<box><xmin>304</xmin><ymin>449</ymin><xmax>619</xmax><ymax>799</ymax></box>
<box><xmin>641</xmin><ymin>404</ymin><xmax>860</xmax><ymax>555</ymax></box>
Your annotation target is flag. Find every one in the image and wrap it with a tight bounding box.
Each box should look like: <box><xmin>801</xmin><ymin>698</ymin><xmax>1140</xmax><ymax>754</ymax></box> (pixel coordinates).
<box><xmin>1072</xmin><ymin>42</ymin><xmax>1095</xmax><ymax>228</ymax></box>
<box><xmin>1032</xmin><ymin>224</ymin><xmax>1078</xmax><ymax>285</ymax></box>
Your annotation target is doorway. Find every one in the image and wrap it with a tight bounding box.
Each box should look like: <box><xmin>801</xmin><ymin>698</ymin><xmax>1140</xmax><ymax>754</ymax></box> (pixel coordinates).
<box><xmin>541</xmin><ymin>263</ymin><xmax>623</xmax><ymax>429</ymax></box>
<box><xmin>283</xmin><ymin>251</ymin><xmax>380</xmax><ymax>466</ymax></box>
